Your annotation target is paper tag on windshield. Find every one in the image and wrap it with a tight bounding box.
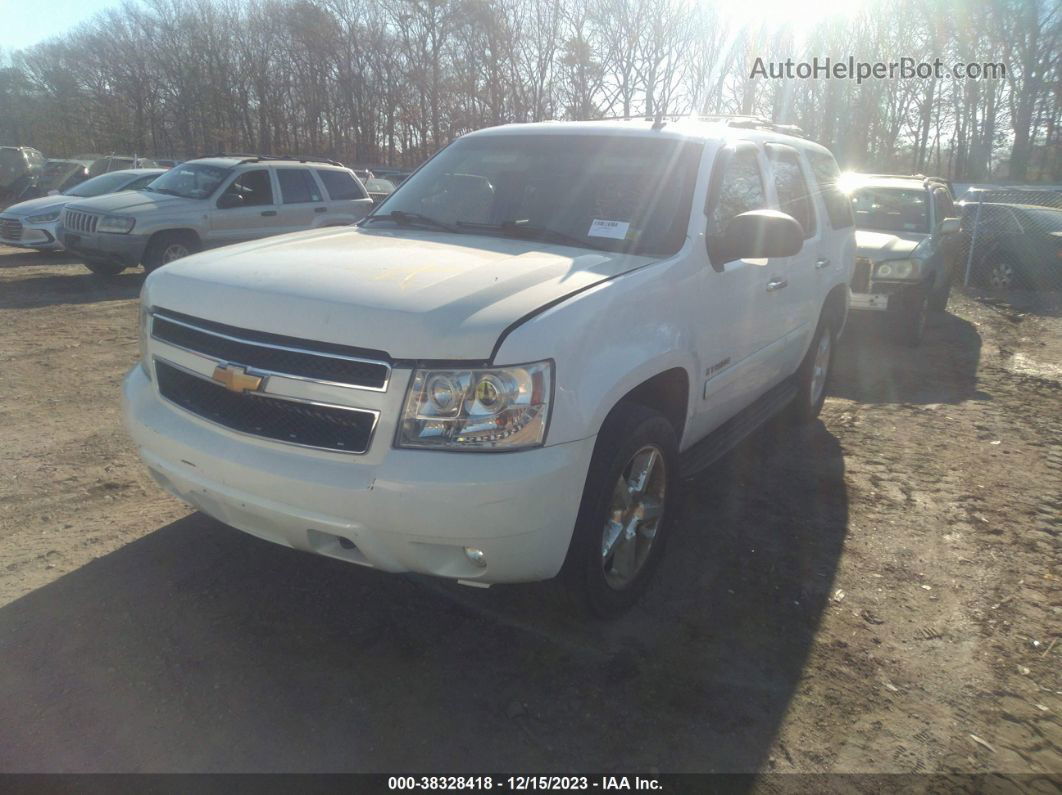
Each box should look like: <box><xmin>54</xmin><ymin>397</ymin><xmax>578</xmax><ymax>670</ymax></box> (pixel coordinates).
<box><xmin>588</xmin><ymin>219</ymin><xmax>630</xmax><ymax>239</ymax></box>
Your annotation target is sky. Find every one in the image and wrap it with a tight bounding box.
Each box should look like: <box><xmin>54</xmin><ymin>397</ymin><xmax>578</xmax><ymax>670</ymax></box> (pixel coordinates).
<box><xmin>0</xmin><ymin>0</ymin><xmax>118</xmax><ymax>52</ymax></box>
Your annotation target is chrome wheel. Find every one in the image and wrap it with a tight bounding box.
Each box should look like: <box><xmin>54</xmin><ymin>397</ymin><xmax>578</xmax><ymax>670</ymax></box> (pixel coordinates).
<box><xmin>809</xmin><ymin>329</ymin><xmax>832</xmax><ymax>406</ymax></box>
<box><xmin>988</xmin><ymin>262</ymin><xmax>1014</xmax><ymax>290</ymax></box>
<box><xmin>161</xmin><ymin>243</ymin><xmax>190</xmax><ymax>264</ymax></box>
<box><xmin>601</xmin><ymin>444</ymin><xmax>667</xmax><ymax>590</ymax></box>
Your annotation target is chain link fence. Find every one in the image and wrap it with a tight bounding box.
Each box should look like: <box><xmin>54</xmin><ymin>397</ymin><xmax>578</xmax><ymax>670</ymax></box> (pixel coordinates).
<box><xmin>952</xmin><ymin>189</ymin><xmax>1062</xmax><ymax>293</ymax></box>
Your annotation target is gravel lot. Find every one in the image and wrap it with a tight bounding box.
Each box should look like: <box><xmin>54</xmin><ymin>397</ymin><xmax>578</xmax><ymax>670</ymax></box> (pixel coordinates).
<box><xmin>1</xmin><ymin>245</ymin><xmax>1059</xmax><ymax>775</ymax></box>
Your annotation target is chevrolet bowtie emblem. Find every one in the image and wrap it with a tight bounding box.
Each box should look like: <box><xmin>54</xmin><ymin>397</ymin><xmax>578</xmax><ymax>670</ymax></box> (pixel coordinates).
<box><xmin>211</xmin><ymin>364</ymin><xmax>264</xmax><ymax>393</ymax></box>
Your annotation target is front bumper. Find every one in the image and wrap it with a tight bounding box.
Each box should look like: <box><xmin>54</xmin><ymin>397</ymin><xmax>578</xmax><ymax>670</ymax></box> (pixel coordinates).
<box><xmin>123</xmin><ymin>365</ymin><xmax>595</xmax><ymax>584</ymax></box>
<box><xmin>59</xmin><ymin>228</ymin><xmax>149</xmax><ymax>266</ymax></box>
<box><xmin>849</xmin><ymin>281</ymin><xmax>922</xmax><ymax>313</ymax></box>
<box><xmin>0</xmin><ymin>218</ymin><xmax>62</xmax><ymax>250</ymax></box>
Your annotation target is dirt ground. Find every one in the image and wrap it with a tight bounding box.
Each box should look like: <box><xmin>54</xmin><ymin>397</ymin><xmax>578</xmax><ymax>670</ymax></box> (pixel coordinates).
<box><xmin>0</xmin><ymin>245</ymin><xmax>1059</xmax><ymax>776</ymax></box>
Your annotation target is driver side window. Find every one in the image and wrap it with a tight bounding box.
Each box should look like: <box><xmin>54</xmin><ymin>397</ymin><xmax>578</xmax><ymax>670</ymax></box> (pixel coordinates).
<box><xmin>706</xmin><ymin>147</ymin><xmax>767</xmax><ymax>266</ymax></box>
<box><xmin>707</xmin><ymin>148</ymin><xmax>767</xmax><ymax>238</ymax></box>
<box><xmin>221</xmin><ymin>169</ymin><xmax>273</xmax><ymax>208</ymax></box>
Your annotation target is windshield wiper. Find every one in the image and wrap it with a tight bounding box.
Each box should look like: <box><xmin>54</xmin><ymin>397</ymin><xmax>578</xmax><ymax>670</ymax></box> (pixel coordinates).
<box><xmin>152</xmin><ymin>187</ymin><xmax>182</xmax><ymax>196</ymax></box>
<box><xmin>365</xmin><ymin>210</ymin><xmax>455</xmax><ymax>233</ymax></box>
<box><xmin>456</xmin><ymin>220</ymin><xmax>611</xmax><ymax>252</ymax></box>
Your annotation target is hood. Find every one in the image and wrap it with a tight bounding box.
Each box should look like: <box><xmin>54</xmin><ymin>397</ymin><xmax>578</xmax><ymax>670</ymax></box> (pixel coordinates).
<box><xmin>145</xmin><ymin>226</ymin><xmax>659</xmax><ymax>360</ymax></box>
<box><xmin>66</xmin><ymin>190</ymin><xmax>188</xmax><ymax>215</ymax></box>
<box><xmin>855</xmin><ymin>229</ymin><xmax>924</xmax><ymax>261</ymax></box>
<box><xmin>0</xmin><ymin>195</ymin><xmax>71</xmax><ymax>218</ymax></box>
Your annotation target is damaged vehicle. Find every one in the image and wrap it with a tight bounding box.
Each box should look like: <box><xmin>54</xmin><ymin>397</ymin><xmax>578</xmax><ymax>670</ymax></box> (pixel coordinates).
<box><xmin>845</xmin><ymin>174</ymin><xmax>961</xmax><ymax>346</ymax></box>
<box><xmin>125</xmin><ymin>118</ymin><xmax>854</xmax><ymax>615</ymax></box>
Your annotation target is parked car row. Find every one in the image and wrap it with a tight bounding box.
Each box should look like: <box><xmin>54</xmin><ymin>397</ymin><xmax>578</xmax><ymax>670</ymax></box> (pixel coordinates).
<box><xmin>0</xmin><ymin>148</ymin><xmax>165</xmax><ymax>203</ymax></box>
<box><xmin>0</xmin><ymin>154</ymin><xmax>381</xmax><ymax>273</ymax></box>
<box><xmin>0</xmin><ymin>168</ymin><xmax>164</xmax><ymax>252</ymax></box>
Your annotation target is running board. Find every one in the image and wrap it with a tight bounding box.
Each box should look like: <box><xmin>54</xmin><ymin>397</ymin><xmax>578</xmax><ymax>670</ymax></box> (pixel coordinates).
<box><xmin>678</xmin><ymin>377</ymin><xmax>798</xmax><ymax>479</ymax></box>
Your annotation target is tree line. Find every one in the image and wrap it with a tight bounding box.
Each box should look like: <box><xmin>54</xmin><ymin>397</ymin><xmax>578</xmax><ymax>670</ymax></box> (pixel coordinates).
<box><xmin>0</xmin><ymin>0</ymin><xmax>1058</xmax><ymax>181</ymax></box>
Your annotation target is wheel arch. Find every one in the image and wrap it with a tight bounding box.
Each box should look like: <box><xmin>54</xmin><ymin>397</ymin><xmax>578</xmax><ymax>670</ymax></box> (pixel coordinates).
<box><xmin>612</xmin><ymin>368</ymin><xmax>690</xmax><ymax>442</ymax></box>
<box><xmin>146</xmin><ymin>227</ymin><xmax>202</xmax><ymax>249</ymax></box>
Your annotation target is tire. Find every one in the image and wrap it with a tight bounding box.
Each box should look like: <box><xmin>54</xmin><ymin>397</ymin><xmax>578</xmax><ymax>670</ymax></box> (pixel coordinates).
<box><xmin>790</xmin><ymin>317</ymin><xmax>835</xmax><ymax>424</ymax></box>
<box><xmin>563</xmin><ymin>402</ymin><xmax>678</xmax><ymax>618</ymax></box>
<box><xmin>143</xmin><ymin>231</ymin><xmax>199</xmax><ymax>272</ymax></box>
<box><xmin>893</xmin><ymin>286</ymin><xmax>929</xmax><ymax>347</ymax></box>
<box><xmin>83</xmin><ymin>260</ymin><xmax>126</xmax><ymax>276</ymax></box>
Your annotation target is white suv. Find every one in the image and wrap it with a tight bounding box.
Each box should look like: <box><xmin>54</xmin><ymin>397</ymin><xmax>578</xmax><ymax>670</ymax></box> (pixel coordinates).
<box><xmin>124</xmin><ymin>118</ymin><xmax>854</xmax><ymax>615</ymax></box>
<box><xmin>59</xmin><ymin>156</ymin><xmax>372</xmax><ymax>275</ymax></box>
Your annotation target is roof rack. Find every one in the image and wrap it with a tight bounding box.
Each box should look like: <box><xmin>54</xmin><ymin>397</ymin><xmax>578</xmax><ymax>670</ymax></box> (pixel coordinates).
<box><xmin>194</xmin><ymin>152</ymin><xmax>344</xmax><ymax>167</ymax></box>
<box><xmin>587</xmin><ymin>113</ymin><xmax>809</xmax><ymax>138</ymax></box>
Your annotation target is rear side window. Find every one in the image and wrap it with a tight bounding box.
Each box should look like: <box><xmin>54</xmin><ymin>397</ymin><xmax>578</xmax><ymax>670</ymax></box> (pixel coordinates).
<box><xmin>707</xmin><ymin>147</ymin><xmax>767</xmax><ymax>238</ymax></box>
<box><xmin>277</xmin><ymin>169</ymin><xmax>323</xmax><ymax>204</ymax></box>
<box><xmin>767</xmin><ymin>145</ymin><xmax>816</xmax><ymax>239</ymax></box>
<box><xmin>806</xmin><ymin>150</ymin><xmax>854</xmax><ymax>229</ymax></box>
<box><xmin>316</xmin><ymin>169</ymin><xmax>367</xmax><ymax>201</ymax></box>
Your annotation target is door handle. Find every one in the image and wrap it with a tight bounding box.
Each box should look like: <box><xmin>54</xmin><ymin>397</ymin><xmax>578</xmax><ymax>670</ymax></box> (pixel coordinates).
<box><xmin>815</xmin><ymin>257</ymin><xmax>830</xmax><ymax>270</ymax></box>
<box><xmin>314</xmin><ymin>207</ymin><xmax>327</xmax><ymax>213</ymax></box>
<box><xmin>261</xmin><ymin>210</ymin><xmax>277</xmax><ymax>217</ymax></box>
<box><xmin>766</xmin><ymin>277</ymin><xmax>788</xmax><ymax>291</ymax></box>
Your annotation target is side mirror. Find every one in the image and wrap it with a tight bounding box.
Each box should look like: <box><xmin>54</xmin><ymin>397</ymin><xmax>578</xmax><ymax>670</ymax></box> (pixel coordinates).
<box><xmin>217</xmin><ymin>191</ymin><xmax>243</xmax><ymax>209</ymax></box>
<box><xmin>939</xmin><ymin>217</ymin><xmax>960</xmax><ymax>235</ymax></box>
<box><xmin>714</xmin><ymin>209</ymin><xmax>803</xmax><ymax>264</ymax></box>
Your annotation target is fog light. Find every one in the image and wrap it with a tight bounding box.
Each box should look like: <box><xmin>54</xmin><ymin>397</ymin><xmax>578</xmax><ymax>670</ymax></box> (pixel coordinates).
<box><xmin>464</xmin><ymin>546</ymin><xmax>487</xmax><ymax>568</ymax></box>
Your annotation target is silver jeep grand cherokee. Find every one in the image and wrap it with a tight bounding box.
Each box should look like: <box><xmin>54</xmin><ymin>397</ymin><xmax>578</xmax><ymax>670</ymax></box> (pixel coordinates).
<box><xmin>59</xmin><ymin>155</ymin><xmax>373</xmax><ymax>275</ymax></box>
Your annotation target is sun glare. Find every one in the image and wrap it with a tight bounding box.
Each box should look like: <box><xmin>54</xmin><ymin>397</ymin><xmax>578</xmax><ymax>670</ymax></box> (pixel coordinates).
<box><xmin>714</xmin><ymin>0</ymin><xmax>871</xmax><ymax>36</ymax></box>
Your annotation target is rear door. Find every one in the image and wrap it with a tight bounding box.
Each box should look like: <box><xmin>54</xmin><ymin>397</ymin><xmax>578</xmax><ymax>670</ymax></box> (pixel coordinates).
<box><xmin>208</xmin><ymin>168</ymin><xmax>278</xmax><ymax>246</ymax></box>
<box><xmin>274</xmin><ymin>167</ymin><xmax>327</xmax><ymax>233</ymax></box>
<box><xmin>315</xmin><ymin>168</ymin><xmax>373</xmax><ymax>223</ymax></box>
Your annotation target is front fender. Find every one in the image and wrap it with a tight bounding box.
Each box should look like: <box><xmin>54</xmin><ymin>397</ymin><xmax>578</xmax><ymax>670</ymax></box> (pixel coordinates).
<box><xmin>492</xmin><ymin>259</ymin><xmax>698</xmax><ymax>447</ymax></box>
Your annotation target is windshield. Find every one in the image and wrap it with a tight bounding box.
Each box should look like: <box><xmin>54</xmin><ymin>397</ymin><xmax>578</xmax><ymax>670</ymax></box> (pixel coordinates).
<box><xmin>65</xmin><ymin>171</ymin><xmax>137</xmax><ymax>197</ymax></box>
<box><xmin>850</xmin><ymin>187</ymin><xmax>930</xmax><ymax>234</ymax></box>
<box><xmin>143</xmin><ymin>163</ymin><xmax>231</xmax><ymax>199</ymax></box>
<box><xmin>365</xmin><ymin>178</ymin><xmax>395</xmax><ymax>194</ymax></box>
<box><xmin>371</xmin><ymin>133</ymin><xmax>703</xmax><ymax>256</ymax></box>
<box><xmin>0</xmin><ymin>149</ymin><xmax>22</xmax><ymax>167</ymax></box>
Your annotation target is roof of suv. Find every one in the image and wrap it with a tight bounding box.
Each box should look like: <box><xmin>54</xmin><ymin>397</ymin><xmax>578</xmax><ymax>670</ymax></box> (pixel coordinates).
<box><xmin>847</xmin><ymin>173</ymin><xmax>953</xmax><ymax>192</ymax></box>
<box><xmin>463</xmin><ymin>118</ymin><xmax>831</xmax><ymax>154</ymax></box>
<box><xmin>187</xmin><ymin>156</ymin><xmax>348</xmax><ymax>169</ymax></box>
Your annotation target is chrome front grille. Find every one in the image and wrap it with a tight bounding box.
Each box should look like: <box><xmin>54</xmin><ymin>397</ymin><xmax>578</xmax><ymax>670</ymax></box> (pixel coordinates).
<box><xmin>149</xmin><ymin>308</ymin><xmax>391</xmax><ymax>454</ymax></box>
<box><xmin>64</xmin><ymin>210</ymin><xmax>99</xmax><ymax>233</ymax></box>
<box><xmin>0</xmin><ymin>217</ymin><xmax>22</xmax><ymax>240</ymax></box>
<box><xmin>155</xmin><ymin>360</ymin><xmax>379</xmax><ymax>454</ymax></box>
<box><xmin>151</xmin><ymin>309</ymin><xmax>392</xmax><ymax>391</ymax></box>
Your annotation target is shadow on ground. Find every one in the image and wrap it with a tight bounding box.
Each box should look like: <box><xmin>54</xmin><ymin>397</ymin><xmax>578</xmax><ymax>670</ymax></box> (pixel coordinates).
<box><xmin>0</xmin><ymin>417</ymin><xmax>846</xmax><ymax>773</ymax></box>
<box><xmin>831</xmin><ymin>309</ymin><xmax>988</xmax><ymax>404</ymax></box>
<box><xmin>0</xmin><ymin>270</ymin><xmax>143</xmax><ymax>309</ymax></box>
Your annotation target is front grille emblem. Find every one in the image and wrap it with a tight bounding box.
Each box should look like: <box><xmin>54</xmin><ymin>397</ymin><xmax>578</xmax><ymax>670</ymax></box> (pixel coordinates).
<box><xmin>211</xmin><ymin>364</ymin><xmax>264</xmax><ymax>393</ymax></box>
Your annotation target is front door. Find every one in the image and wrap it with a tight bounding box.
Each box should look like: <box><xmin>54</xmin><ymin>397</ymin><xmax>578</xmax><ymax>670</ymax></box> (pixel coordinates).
<box><xmin>688</xmin><ymin>141</ymin><xmax>785</xmax><ymax>441</ymax></box>
<box><xmin>208</xmin><ymin>168</ymin><xmax>278</xmax><ymax>246</ymax></box>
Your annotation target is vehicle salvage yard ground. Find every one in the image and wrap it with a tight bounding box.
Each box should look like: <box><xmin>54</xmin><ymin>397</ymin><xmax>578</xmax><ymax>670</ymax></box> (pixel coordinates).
<box><xmin>1</xmin><ymin>245</ymin><xmax>1059</xmax><ymax>776</ymax></box>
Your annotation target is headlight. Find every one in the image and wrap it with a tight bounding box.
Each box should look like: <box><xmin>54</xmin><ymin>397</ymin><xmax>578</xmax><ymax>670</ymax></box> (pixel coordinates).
<box><xmin>874</xmin><ymin>258</ymin><xmax>921</xmax><ymax>280</ymax></box>
<box><xmin>138</xmin><ymin>301</ymin><xmax>152</xmax><ymax>380</ymax></box>
<box><xmin>27</xmin><ymin>210</ymin><xmax>61</xmax><ymax>223</ymax></box>
<box><xmin>398</xmin><ymin>361</ymin><xmax>552</xmax><ymax>450</ymax></box>
<box><xmin>97</xmin><ymin>215</ymin><xmax>136</xmax><ymax>234</ymax></box>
